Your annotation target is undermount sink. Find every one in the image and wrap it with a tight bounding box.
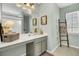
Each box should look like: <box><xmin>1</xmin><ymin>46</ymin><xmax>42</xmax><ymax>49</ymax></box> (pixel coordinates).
<box><xmin>2</xmin><ymin>33</ymin><xmax>19</xmax><ymax>42</ymax></box>
<box><xmin>27</xmin><ymin>33</ymin><xmax>43</xmax><ymax>36</ymax></box>
<box><xmin>28</xmin><ymin>33</ymin><xmax>36</xmax><ymax>36</ymax></box>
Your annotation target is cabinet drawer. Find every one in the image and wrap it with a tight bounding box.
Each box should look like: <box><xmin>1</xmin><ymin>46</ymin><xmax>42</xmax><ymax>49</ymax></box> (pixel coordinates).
<box><xmin>34</xmin><ymin>38</ymin><xmax>42</xmax><ymax>44</ymax></box>
<box><xmin>42</xmin><ymin>36</ymin><xmax>47</xmax><ymax>41</ymax></box>
<box><xmin>34</xmin><ymin>36</ymin><xmax>47</xmax><ymax>44</ymax></box>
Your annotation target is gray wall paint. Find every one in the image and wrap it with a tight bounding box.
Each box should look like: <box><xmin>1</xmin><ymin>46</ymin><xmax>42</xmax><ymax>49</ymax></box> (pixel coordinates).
<box><xmin>30</xmin><ymin>5</ymin><xmax>40</xmax><ymax>32</ymax></box>
<box><xmin>39</xmin><ymin>4</ymin><xmax>60</xmax><ymax>51</ymax></box>
<box><xmin>60</xmin><ymin>3</ymin><xmax>79</xmax><ymax>21</ymax></box>
<box><xmin>60</xmin><ymin>3</ymin><xmax>79</xmax><ymax>47</ymax></box>
<box><xmin>30</xmin><ymin>3</ymin><xmax>60</xmax><ymax>51</ymax></box>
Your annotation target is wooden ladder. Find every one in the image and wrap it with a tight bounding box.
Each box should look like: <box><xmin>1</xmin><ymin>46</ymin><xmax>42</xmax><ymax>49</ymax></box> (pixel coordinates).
<box><xmin>58</xmin><ymin>19</ymin><xmax>69</xmax><ymax>47</ymax></box>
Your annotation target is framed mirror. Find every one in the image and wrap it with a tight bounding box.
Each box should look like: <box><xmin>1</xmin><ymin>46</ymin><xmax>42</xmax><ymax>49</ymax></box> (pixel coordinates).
<box><xmin>41</xmin><ymin>15</ymin><xmax>47</xmax><ymax>25</ymax></box>
<box><xmin>32</xmin><ymin>18</ymin><xmax>37</xmax><ymax>26</ymax></box>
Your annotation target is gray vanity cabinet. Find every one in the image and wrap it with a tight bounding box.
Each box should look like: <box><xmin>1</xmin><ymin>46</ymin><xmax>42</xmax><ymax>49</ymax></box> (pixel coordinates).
<box><xmin>34</xmin><ymin>42</ymin><xmax>42</xmax><ymax>56</ymax></box>
<box><xmin>34</xmin><ymin>36</ymin><xmax>47</xmax><ymax>56</ymax></box>
<box><xmin>26</xmin><ymin>36</ymin><xmax>47</xmax><ymax>56</ymax></box>
<box><xmin>41</xmin><ymin>39</ymin><xmax>47</xmax><ymax>53</ymax></box>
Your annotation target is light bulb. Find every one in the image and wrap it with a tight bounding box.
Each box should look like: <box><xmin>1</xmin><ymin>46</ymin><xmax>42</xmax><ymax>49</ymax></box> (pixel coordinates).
<box><xmin>26</xmin><ymin>3</ymin><xmax>30</xmax><ymax>7</ymax></box>
<box><xmin>27</xmin><ymin>9</ymin><xmax>32</xmax><ymax>14</ymax></box>
<box><xmin>31</xmin><ymin>5</ymin><xmax>35</xmax><ymax>10</ymax></box>
<box><xmin>16</xmin><ymin>3</ymin><xmax>22</xmax><ymax>7</ymax></box>
<box><xmin>22</xmin><ymin>6</ymin><xmax>26</xmax><ymax>10</ymax></box>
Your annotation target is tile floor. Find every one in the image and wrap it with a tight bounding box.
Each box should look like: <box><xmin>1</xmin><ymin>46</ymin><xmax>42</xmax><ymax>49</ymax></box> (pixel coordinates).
<box><xmin>53</xmin><ymin>45</ymin><xmax>79</xmax><ymax>56</ymax></box>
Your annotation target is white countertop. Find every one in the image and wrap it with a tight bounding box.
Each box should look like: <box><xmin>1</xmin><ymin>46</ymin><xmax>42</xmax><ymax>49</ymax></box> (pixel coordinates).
<box><xmin>0</xmin><ymin>33</ymin><xmax>48</xmax><ymax>49</ymax></box>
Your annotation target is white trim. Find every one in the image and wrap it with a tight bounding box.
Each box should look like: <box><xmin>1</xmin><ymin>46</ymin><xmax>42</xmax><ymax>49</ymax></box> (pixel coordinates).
<box><xmin>70</xmin><ymin>45</ymin><xmax>79</xmax><ymax>49</ymax></box>
<box><xmin>47</xmin><ymin>43</ymin><xmax>79</xmax><ymax>55</ymax></box>
<box><xmin>52</xmin><ymin>44</ymin><xmax>60</xmax><ymax>53</ymax></box>
<box><xmin>20</xmin><ymin>53</ymin><xmax>26</xmax><ymax>56</ymax></box>
<box><xmin>47</xmin><ymin>43</ymin><xmax>60</xmax><ymax>54</ymax></box>
<box><xmin>63</xmin><ymin>43</ymin><xmax>79</xmax><ymax>49</ymax></box>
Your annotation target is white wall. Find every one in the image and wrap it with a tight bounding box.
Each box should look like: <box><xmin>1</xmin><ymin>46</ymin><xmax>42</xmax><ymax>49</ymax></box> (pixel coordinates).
<box><xmin>30</xmin><ymin>3</ymin><xmax>60</xmax><ymax>51</ymax></box>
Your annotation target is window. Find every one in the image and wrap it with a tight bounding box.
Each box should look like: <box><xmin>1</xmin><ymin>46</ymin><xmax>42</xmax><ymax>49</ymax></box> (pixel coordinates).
<box><xmin>66</xmin><ymin>11</ymin><xmax>79</xmax><ymax>33</ymax></box>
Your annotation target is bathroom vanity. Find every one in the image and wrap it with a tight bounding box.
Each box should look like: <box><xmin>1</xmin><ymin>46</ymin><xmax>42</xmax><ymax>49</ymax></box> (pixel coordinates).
<box><xmin>0</xmin><ymin>33</ymin><xmax>47</xmax><ymax>56</ymax></box>
<box><xmin>0</xmin><ymin>3</ymin><xmax>48</xmax><ymax>56</ymax></box>
<box><xmin>26</xmin><ymin>35</ymin><xmax>47</xmax><ymax>56</ymax></box>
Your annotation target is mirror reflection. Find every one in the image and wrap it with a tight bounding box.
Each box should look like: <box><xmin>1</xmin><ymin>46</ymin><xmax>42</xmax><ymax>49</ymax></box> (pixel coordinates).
<box><xmin>1</xmin><ymin>3</ymin><xmax>31</xmax><ymax>34</ymax></box>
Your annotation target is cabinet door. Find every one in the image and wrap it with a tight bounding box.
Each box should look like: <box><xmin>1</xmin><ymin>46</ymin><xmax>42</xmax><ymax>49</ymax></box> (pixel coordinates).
<box><xmin>26</xmin><ymin>42</ymin><xmax>34</xmax><ymax>56</ymax></box>
<box><xmin>41</xmin><ymin>40</ymin><xmax>47</xmax><ymax>53</ymax></box>
<box><xmin>34</xmin><ymin>42</ymin><xmax>41</xmax><ymax>56</ymax></box>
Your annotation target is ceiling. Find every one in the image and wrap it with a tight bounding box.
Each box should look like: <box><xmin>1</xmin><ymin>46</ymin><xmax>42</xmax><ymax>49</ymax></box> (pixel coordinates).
<box><xmin>56</xmin><ymin>3</ymin><xmax>74</xmax><ymax>8</ymax></box>
<box><xmin>36</xmin><ymin>3</ymin><xmax>74</xmax><ymax>8</ymax></box>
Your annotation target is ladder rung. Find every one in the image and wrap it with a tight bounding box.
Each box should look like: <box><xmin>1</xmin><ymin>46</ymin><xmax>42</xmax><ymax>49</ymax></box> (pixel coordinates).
<box><xmin>60</xmin><ymin>35</ymin><xmax>67</xmax><ymax>37</ymax></box>
<box><xmin>61</xmin><ymin>40</ymin><xmax>67</xmax><ymax>41</ymax></box>
<box><xmin>59</xmin><ymin>26</ymin><xmax>66</xmax><ymax>27</ymax></box>
<box><xmin>59</xmin><ymin>22</ymin><xmax>66</xmax><ymax>23</ymax></box>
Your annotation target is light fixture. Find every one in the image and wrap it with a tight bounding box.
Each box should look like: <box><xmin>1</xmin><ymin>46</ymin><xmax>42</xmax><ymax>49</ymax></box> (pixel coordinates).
<box><xmin>22</xmin><ymin>5</ymin><xmax>27</xmax><ymax>10</ymax></box>
<box><xmin>27</xmin><ymin>9</ymin><xmax>32</xmax><ymax>14</ymax></box>
<box><xmin>16</xmin><ymin>3</ymin><xmax>22</xmax><ymax>8</ymax></box>
<box><xmin>26</xmin><ymin>3</ymin><xmax>30</xmax><ymax>7</ymax></box>
<box><xmin>31</xmin><ymin>5</ymin><xmax>35</xmax><ymax>9</ymax></box>
<box><xmin>16</xmin><ymin>3</ymin><xmax>35</xmax><ymax>13</ymax></box>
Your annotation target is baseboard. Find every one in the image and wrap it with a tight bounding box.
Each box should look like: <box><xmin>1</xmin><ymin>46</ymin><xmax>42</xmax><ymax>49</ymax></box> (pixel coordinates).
<box><xmin>46</xmin><ymin>50</ymin><xmax>54</xmax><ymax>56</ymax></box>
<box><xmin>63</xmin><ymin>43</ymin><xmax>79</xmax><ymax>49</ymax></box>
<box><xmin>69</xmin><ymin>45</ymin><xmax>79</xmax><ymax>49</ymax></box>
<box><xmin>47</xmin><ymin>50</ymin><xmax>53</xmax><ymax>55</ymax></box>
<box><xmin>20</xmin><ymin>53</ymin><xmax>26</xmax><ymax>56</ymax></box>
<box><xmin>51</xmin><ymin>44</ymin><xmax>60</xmax><ymax>53</ymax></box>
<box><xmin>47</xmin><ymin>43</ymin><xmax>60</xmax><ymax>54</ymax></box>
